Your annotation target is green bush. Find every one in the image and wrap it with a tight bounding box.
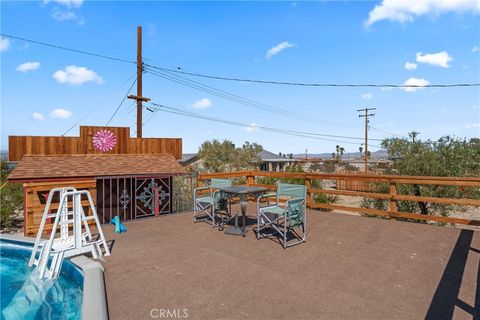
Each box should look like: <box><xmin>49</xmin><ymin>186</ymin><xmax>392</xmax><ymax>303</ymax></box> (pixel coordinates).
<box><xmin>1</xmin><ymin>161</ymin><xmax>23</xmax><ymax>230</ymax></box>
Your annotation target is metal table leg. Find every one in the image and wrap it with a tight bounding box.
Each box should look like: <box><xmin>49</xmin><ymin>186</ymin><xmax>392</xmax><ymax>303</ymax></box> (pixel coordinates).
<box><xmin>224</xmin><ymin>195</ymin><xmax>247</xmax><ymax>236</ymax></box>
<box><xmin>240</xmin><ymin>196</ymin><xmax>247</xmax><ymax>237</ymax></box>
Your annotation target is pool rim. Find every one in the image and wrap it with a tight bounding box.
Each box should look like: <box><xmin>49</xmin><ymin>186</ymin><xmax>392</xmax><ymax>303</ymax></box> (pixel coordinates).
<box><xmin>0</xmin><ymin>234</ymin><xmax>108</xmax><ymax>320</ymax></box>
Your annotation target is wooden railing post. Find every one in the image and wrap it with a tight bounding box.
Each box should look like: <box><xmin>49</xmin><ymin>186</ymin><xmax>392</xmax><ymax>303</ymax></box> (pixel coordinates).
<box><xmin>305</xmin><ymin>177</ymin><xmax>312</xmax><ymax>208</ymax></box>
<box><xmin>246</xmin><ymin>171</ymin><xmax>254</xmax><ymax>186</ymax></box>
<box><xmin>389</xmin><ymin>180</ymin><xmax>397</xmax><ymax>220</ymax></box>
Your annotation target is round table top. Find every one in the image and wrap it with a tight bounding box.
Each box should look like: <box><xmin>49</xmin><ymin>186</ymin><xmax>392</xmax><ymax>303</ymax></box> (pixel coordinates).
<box><xmin>220</xmin><ymin>185</ymin><xmax>267</xmax><ymax>195</ymax></box>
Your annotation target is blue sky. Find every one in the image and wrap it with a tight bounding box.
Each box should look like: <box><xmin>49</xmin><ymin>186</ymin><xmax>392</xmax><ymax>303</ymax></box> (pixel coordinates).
<box><xmin>1</xmin><ymin>1</ymin><xmax>479</xmax><ymax>154</ymax></box>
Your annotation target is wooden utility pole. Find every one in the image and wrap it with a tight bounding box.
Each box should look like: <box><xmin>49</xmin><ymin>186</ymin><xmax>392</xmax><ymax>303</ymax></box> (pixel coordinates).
<box><xmin>127</xmin><ymin>26</ymin><xmax>150</xmax><ymax>138</ymax></box>
<box><xmin>357</xmin><ymin>108</ymin><xmax>376</xmax><ymax>172</ymax></box>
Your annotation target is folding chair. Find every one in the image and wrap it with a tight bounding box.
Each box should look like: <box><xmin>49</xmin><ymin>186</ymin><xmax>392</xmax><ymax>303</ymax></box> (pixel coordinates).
<box><xmin>256</xmin><ymin>183</ymin><xmax>307</xmax><ymax>248</ymax></box>
<box><xmin>193</xmin><ymin>178</ymin><xmax>232</xmax><ymax>227</ymax></box>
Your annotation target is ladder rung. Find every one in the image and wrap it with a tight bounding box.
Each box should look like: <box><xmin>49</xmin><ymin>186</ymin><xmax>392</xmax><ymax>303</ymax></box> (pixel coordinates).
<box><xmin>32</xmin><ymin>188</ymin><xmax>108</xmax><ymax>280</ymax></box>
<box><xmin>59</xmin><ymin>219</ymin><xmax>74</xmax><ymax>225</ymax></box>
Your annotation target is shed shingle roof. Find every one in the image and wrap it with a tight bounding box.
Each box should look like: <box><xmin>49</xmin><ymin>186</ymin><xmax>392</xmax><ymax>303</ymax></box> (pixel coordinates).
<box><xmin>8</xmin><ymin>154</ymin><xmax>185</xmax><ymax>181</ymax></box>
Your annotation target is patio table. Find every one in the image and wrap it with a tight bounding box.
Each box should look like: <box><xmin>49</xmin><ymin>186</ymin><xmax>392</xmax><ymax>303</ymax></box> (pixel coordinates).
<box><xmin>219</xmin><ymin>186</ymin><xmax>267</xmax><ymax>237</ymax></box>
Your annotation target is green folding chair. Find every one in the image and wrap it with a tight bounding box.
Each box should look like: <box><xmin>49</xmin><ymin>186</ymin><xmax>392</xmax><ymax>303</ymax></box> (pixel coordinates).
<box><xmin>256</xmin><ymin>183</ymin><xmax>307</xmax><ymax>248</ymax></box>
<box><xmin>194</xmin><ymin>178</ymin><xmax>232</xmax><ymax>227</ymax></box>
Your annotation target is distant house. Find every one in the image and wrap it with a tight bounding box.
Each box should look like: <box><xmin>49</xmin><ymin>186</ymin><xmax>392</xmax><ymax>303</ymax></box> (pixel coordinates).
<box><xmin>255</xmin><ymin>150</ymin><xmax>298</xmax><ymax>172</ymax></box>
<box><xmin>179</xmin><ymin>153</ymin><xmax>200</xmax><ymax>166</ymax></box>
<box><xmin>342</xmin><ymin>158</ymin><xmax>393</xmax><ymax>172</ymax></box>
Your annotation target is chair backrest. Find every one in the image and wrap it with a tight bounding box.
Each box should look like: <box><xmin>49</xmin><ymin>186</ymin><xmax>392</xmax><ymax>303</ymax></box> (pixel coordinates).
<box><xmin>276</xmin><ymin>183</ymin><xmax>306</xmax><ymax>199</ymax></box>
<box><xmin>277</xmin><ymin>183</ymin><xmax>306</xmax><ymax>228</ymax></box>
<box><xmin>210</xmin><ymin>178</ymin><xmax>232</xmax><ymax>189</ymax></box>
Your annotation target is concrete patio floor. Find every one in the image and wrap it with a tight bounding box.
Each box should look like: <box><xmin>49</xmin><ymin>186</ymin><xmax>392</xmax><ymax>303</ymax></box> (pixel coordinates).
<box><xmin>102</xmin><ymin>208</ymin><xmax>479</xmax><ymax>320</ymax></box>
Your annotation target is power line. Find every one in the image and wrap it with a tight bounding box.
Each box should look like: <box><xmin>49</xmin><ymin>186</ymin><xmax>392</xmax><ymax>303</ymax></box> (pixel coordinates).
<box><xmin>62</xmin><ymin>74</ymin><xmax>136</xmax><ymax>136</ymax></box>
<box><xmin>147</xmin><ymin>102</ymin><xmax>383</xmax><ymax>147</ymax></box>
<box><xmin>144</xmin><ymin>63</ymin><xmax>480</xmax><ymax>89</ymax></box>
<box><xmin>2</xmin><ymin>33</ymin><xmax>477</xmax><ymax>89</ymax></box>
<box><xmin>1</xmin><ymin>33</ymin><xmax>135</xmax><ymax>65</ymax></box>
<box><xmin>144</xmin><ymin>66</ymin><xmax>346</xmax><ymax>126</ymax></box>
<box><xmin>370</xmin><ymin>126</ymin><xmax>407</xmax><ymax>139</ymax></box>
<box><xmin>105</xmin><ymin>78</ymin><xmax>137</xmax><ymax>126</ymax></box>
<box><xmin>151</xmin><ymin>103</ymin><xmax>383</xmax><ymax>141</ymax></box>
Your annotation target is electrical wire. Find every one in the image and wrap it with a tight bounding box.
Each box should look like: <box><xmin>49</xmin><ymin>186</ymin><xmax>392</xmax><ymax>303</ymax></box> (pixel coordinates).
<box><xmin>1</xmin><ymin>33</ymin><xmax>135</xmax><ymax>65</ymax></box>
<box><xmin>144</xmin><ymin>66</ymin><xmax>349</xmax><ymax>127</ymax></box>
<box><xmin>144</xmin><ymin>63</ymin><xmax>480</xmax><ymax>89</ymax></box>
<box><xmin>62</xmin><ymin>74</ymin><xmax>136</xmax><ymax>136</ymax></box>
<box><xmin>105</xmin><ymin>78</ymin><xmax>137</xmax><ymax>126</ymax></box>
<box><xmin>147</xmin><ymin>102</ymin><xmax>382</xmax><ymax>147</ymax></box>
<box><xmin>1</xmin><ymin>34</ymin><xmax>477</xmax><ymax>89</ymax></box>
<box><xmin>370</xmin><ymin>126</ymin><xmax>408</xmax><ymax>139</ymax></box>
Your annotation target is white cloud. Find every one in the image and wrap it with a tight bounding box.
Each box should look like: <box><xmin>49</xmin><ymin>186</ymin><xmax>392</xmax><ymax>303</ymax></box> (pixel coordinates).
<box><xmin>0</xmin><ymin>37</ymin><xmax>11</xmax><ymax>52</ymax></box>
<box><xmin>51</xmin><ymin>8</ymin><xmax>78</xmax><ymax>21</ymax></box>
<box><xmin>365</xmin><ymin>0</ymin><xmax>480</xmax><ymax>27</ymax></box>
<box><xmin>32</xmin><ymin>112</ymin><xmax>45</xmax><ymax>121</ymax></box>
<box><xmin>191</xmin><ymin>98</ymin><xmax>212</xmax><ymax>110</ymax></box>
<box><xmin>16</xmin><ymin>61</ymin><xmax>40</xmax><ymax>73</ymax></box>
<box><xmin>49</xmin><ymin>108</ymin><xmax>72</xmax><ymax>119</ymax></box>
<box><xmin>44</xmin><ymin>0</ymin><xmax>83</xmax><ymax>8</ymax></box>
<box><xmin>53</xmin><ymin>65</ymin><xmax>104</xmax><ymax>85</ymax></box>
<box><xmin>244</xmin><ymin>123</ymin><xmax>259</xmax><ymax>133</ymax></box>
<box><xmin>361</xmin><ymin>93</ymin><xmax>373</xmax><ymax>100</ymax></box>
<box><xmin>402</xmin><ymin>77</ymin><xmax>430</xmax><ymax>92</ymax></box>
<box><xmin>266</xmin><ymin>41</ymin><xmax>296</xmax><ymax>59</ymax></box>
<box><xmin>404</xmin><ymin>62</ymin><xmax>417</xmax><ymax>70</ymax></box>
<box><xmin>464</xmin><ymin>123</ymin><xmax>479</xmax><ymax>129</ymax></box>
<box><xmin>472</xmin><ymin>46</ymin><xmax>480</xmax><ymax>53</ymax></box>
<box><xmin>416</xmin><ymin>51</ymin><xmax>453</xmax><ymax>68</ymax></box>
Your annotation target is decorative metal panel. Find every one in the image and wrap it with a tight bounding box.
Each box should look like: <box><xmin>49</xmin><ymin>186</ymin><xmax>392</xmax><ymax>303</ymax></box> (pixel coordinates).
<box><xmin>96</xmin><ymin>176</ymin><xmax>172</xmax><ymax>223</ymax></box>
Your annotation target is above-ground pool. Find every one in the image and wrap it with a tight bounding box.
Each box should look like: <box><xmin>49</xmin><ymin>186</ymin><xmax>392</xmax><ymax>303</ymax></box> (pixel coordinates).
<box><xmin>0</xmin><ymin>239</ymin><xmax>83</xmax><ymax>320</ymax></box>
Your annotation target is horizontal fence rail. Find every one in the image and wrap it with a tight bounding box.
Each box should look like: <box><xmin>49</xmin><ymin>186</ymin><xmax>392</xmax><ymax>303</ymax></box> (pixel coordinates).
<box><xmin>197</xmin><ymin>170</ymin><xmax>480</xmax><ymax>227</ymax></box>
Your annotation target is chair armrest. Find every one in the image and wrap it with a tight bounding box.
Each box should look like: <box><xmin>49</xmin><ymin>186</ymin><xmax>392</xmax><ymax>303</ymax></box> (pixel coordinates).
<box><xmin>258</xmin><ymin>193</ymin><xmax>276</xmax><ymax>200</ymax></box>
<box><xmin>285</xmin><ymin>198</ymin><xmax>305</xmax><ymax>206</ymax></box>
<box><xmin>257</xmin><ymin>192</ymin><xmax>277</xmax><ymax>208</ymax></box>
<box><xmin>286</xmin><ymin>197</ymin><xmax>305</xmax><ymax>207</ymax></box>
<box><xmin>194</xmin><ymin>186</ymin><xmax>211</xmax><ymax>197</ymax></box>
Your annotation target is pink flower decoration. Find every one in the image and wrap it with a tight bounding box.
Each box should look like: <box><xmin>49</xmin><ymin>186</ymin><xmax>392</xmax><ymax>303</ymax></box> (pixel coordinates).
<box><xmin>93</xmin><ymin>130</ymin><xmax>117</xmax><ymax>152</ymax></box>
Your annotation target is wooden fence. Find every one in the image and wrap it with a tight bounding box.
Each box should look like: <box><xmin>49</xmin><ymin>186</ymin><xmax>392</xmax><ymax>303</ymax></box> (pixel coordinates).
<box><xmin>197</xmin><ymin>170</ymin><xmax>480</xmax><ymax>227</ymax></box>
<box><xmin>336</xmin><ymin>170</ymin><xmax>383</xmax><ymax>192</ymax></box>
<box><xmin>9</xmin><ymin>126</ymin><xmax>182</xmax><ymax>161</ymax></box>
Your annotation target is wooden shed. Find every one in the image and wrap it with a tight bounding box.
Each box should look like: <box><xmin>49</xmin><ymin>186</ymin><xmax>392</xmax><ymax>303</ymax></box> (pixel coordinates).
<box><xmin>7</xmin><ymin>126</ymin><xmax>184</xmax><ymax>236</ymax></box>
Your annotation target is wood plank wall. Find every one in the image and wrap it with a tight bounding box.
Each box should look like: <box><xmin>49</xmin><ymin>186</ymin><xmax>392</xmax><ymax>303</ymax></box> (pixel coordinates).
<box><xmin>9</xmin><ymin>126</ymin><xmax>182</xmax><ymax>161</ymax></box>
<box><xmin>23</xmin><ymin>180</ymin><xmax>96</xmax><ymax>236</ymax></box>
<box><xmin>336</xmin><ymin>170</ymin><xmax>383</xmax><ymax>191</ymax></box>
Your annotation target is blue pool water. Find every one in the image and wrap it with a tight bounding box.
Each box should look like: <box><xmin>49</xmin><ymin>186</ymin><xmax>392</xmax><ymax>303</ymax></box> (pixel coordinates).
<box><xmin>0</xmin><ymin>239</ymin><xmax>83</xmax><ymax>320</ymax></box>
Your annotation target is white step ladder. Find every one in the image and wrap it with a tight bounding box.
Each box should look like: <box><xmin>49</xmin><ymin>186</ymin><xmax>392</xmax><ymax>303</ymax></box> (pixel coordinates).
<box><xmin>29</xmin><ymin>187</ymin><xmax>110</xmax><ymax>280</ymax></box>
